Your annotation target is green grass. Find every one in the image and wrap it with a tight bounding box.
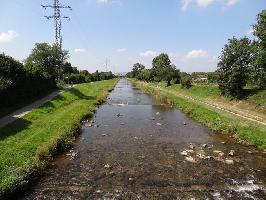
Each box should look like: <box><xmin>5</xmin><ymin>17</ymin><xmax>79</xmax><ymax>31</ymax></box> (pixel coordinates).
<box><xmin>0</xmin><ymin>79</ymin><xmax>117</xmax><ymax>198</ymax></box>
<box><xmin>154</xmin><ymin>81</ymin><xmax>266</xmax><ymax>114</ymax></box>
<box><xmin>0</xmin><ymin>89</ymin><xmax>56</xmax><ymax>118</ymax></box>
<box><xmin>131</xmin><ymin>80</ymin><xmax>266</xmax><ymax>149</ymax></box>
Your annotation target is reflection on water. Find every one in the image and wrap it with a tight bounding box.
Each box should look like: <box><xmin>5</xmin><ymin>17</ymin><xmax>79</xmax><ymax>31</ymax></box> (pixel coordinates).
<box><xmin>22</xmin><ymin>79</ymin><xmax>266</xmax><ymax>199</ymax></box>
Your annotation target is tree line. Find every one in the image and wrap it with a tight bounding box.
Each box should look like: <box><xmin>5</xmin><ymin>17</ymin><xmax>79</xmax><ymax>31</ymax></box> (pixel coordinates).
<box><xmin>0</xmin><ymin>43</ymin><xmax>115</xmax><ymax>106</ymax></box>
<box><xmin>127</xmin><ymin>53</ymin><xmax>189</xmax><ymax>87</ymax></box>
<box><xmin>127</xmin><ymin>10</ymin><xmax>266</xmax><ymax>98</ymax></box>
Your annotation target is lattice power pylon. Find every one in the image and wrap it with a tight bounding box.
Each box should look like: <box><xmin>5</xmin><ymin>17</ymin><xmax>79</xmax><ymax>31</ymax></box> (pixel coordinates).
<box><xmin>42</xmin><ymin>0</ymin><xmax>72</xmax><ymax>48</ymax></box>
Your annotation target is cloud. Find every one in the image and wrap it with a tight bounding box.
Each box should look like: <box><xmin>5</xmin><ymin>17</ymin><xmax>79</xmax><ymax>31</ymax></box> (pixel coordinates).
<box><xmin>96</xmin><ymin>0</ymin><xmax>122</xmax><ymax>5</ymax></box>
<box><xmin>185</xmin><ymin>49</ymin><xmax>208</xmax><ymax>59</ymax></box>
<box><xmin>0</xmin><ymin>30</ymin><xmax>19</xmax><ymax>44</ymax></box>
<box><xmin>74</xmin><ymin>48</ymin><xmax>86</xmax><ymax>53</ymax></box>
<box><xmin>140</xmin><ymin>50</ymin><xmax>158</xmax><ymax>57</ymax></box>
<box><xmin>117</xmin><ymin>48</ymin><xmax>126</xmax><ymax>52</ymax></box>
<box><xmin>180</xmin><ymin>0</ymin><xmax>239</xmax><ymax>10</ymax></box>
<box><xmin>181</xmin><ymin>0</ymin><xmax>191</xmax><ymax>10</ymax></box>
<box><xmin>226</xmin><ymin>0</ymin><xmax>239</xmax><ymax>6</ymax></box>
<box><xmin>197</xmin><ymin>0</ymin><xmax>214</xmax><ymax>7</ymax></box>
<box><xmin>96</xmin><ymin>0</ymin><xmax>109</xmax><ymax>4</ymax></box>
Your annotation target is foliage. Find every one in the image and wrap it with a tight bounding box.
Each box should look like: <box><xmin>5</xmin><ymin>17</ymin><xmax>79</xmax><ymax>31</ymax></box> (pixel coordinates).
<box><xmin>217</xmin><ymin>37</ymin><xmax>252</xmax><ymax>98</ymax></box>
<box><xmin>0</xmin><ymin>80</ymin><xmax>117</xmax><ymax>198</ymax></box>
<box><xmin>181</xmin><ymin>76</ymin><xmax>192</xmax><ymax>89</ymax></box>
<box><xmin>24</xmin><ymin>43</ymin><xmax>69</xmax><ymax>80</ymax></box>
<box><xmin>251</xmin><ymin>10</ymin><xmax>266</xmax><ymax>89</ymax></box>
<box><xmin>128</xmin><ymin>53</ymin><xmax>181</xmax><ymax>86</ymax></box>
<box><xmin>64</xmin><ymin>71</ymin><xmax>115</xmax><ymax>84</ymax></box>
<box><xmin>132</xmin><ymin>63</ymin><xmax>145</xmax><ymax>78</ymax></box>
<box><xmin>0</xmin><ymin>54</ymin><xmax>56</xmax><ymax>107</ymax></box>
<box><xmin>207</xmin><ymin>72</ymin><xmax>220</xmax><ymax>84</ymax></box>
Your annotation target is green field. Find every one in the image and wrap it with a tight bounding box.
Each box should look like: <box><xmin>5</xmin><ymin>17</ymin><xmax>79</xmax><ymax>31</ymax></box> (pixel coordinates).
<box><xmin>0</xmin><ymin>79</ymin><xmax>117</xmax><ymax>198</ymax></box>
<box><xmin>131</xmin><ymin>80</ymin><xmax>266</xmax><ymax>149</ymax></box>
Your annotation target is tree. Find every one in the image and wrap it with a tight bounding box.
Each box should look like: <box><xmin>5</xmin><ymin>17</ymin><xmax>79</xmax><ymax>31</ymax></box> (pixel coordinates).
<box><xmin>251</xmin><ymin>10</ymin><xmax>266</xmax><ymax>89</ymax></box>
<box><xmin>181</xmin><ymin>76</ymin><xmax>192</xmax><ymax>89</ymax></box>
<box><xmin>152</xmin><ymin>53</ymin><xmax>171</xmax><ymax>82</ymax></box>
<box><xmin>206</xmin><ymin>72</ymin><xmax>219</xmax><ymax>84</ymax></box>
<box><xmin>172</xmin><ymin>66</ymin><xmax>181</xmax><ymax>84</ymax></box>
<box><xmin>132</xmin><ymin>63</ymin><xmax>145</xmax><ymax>78</ymax></box>
<box><xmin>25</xmin><ymin>43</ymin><xmax>69</xmax><ymax>80</ymax></box>
<box><xmin>0</xmin><ymin>53</ymin><xmax>25</xmax><ymax>89</ymax></box>
<box><xmin>217</xmin><ymin>37</ymin><xmax>252</xmax><ymax>98</ymax></box>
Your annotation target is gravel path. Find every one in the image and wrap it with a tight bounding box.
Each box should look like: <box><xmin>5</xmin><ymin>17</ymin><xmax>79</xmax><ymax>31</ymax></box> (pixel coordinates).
<box><xmin>0</xmin><ymin>90</ymin><xmax>63</xmax><ymax>129</ymax></box>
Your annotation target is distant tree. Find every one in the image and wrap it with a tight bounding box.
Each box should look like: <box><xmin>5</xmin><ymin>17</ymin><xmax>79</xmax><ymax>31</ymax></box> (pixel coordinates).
<box><xmin>152</xmin><ymin>53</ymin><xmax>171</xmax><ymax>82</ymax></box>
<box><xmin>24</xmin><ymin>43</ymin><xmax>69</xmax><ymax>80</ymax></box>
<box><xmin>181</xmin><ymin>76</ymin><xmax>192</xmax><ymax>89</ymax></box>
<box><xmin>80</xmin><ymin>70</ymin><xmax>89</xmax><ymax>76</ymax></box>
<box><xmin>251</xmin><ymin>10</ymin><xmax>266</xmax><ymax>89</ymax></box>
<box><xmin>132</xmin><ymin>63</ymin><xmax>145</xmax><ymax>78</ymax></box>
<box><xmin>137</xmin><ymin>69</ymin><xmax>152</xmax><ymax>82</ymax></box>
<box><xmin>217</xmin><ymin>37</ymin><xmax>252</xmax><ymax>98</ymax></box>
<box><xmin>207</xmin><ymin>72</ymin><xmax>220</xmax><ymax>84</ymax></box>
<box><xmin>172</xmin><ymin>66</ymin><xmax>181</xmax><ymax>84</ymax></box>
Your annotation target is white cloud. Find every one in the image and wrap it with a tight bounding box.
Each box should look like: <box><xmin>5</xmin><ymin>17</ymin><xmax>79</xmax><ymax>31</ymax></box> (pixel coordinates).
<box><xmin>197</xmin><ymin>0</ymin><xmax>214</xmax><ymax>7</ymax></box>
<box><xmin>185</xmin><ymin>49</ymin><xmax>208</xmax><ymax>59</ymax></box>
<box><xmin>226</xmin><ymin>0</ymin><xmax>239</xmax><ymax>6</ymax></box>
<box><xmin>181</xmin><ymin>0</ymin><xmax>191</xmax><ymax>10</ymax></box>
<box><xmin>96</xmin><ymin>0</ymin><xmax>109</xmax><ymax>4</ymax></box>
<box><xmin>96</xmin><ymin>0</ymin><xmax>122</xmax><ymax>5</ymax></box>
<box><xmin>0</xmin><ymin>30</ymin><xmax>19</xmax><ymax>44</ymax></box>
<box><xmin>140</xmin><ymin>50</ymin><xmax>158</xmax><ymax>57</ymax></box>
<box><xmin>117</xmin><ymin>48</ymin><xmax>126</xmax><ymax>52</ymax></box>
<box><xmin>180</xmin><ymin>0</ymin><xmax>239</xmax><ymax>10</ymax></box>
<box><xmin>74</xmin><ymin>48</ymin><xmax>86</xmax><ymax>53</ymax></box>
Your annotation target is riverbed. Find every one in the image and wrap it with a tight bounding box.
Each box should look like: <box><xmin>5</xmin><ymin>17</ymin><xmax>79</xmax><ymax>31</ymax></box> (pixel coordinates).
<box><xmin>22</xmin><ymin>79</ymin><xmax>266</xmax><ymax>199</ymax></box>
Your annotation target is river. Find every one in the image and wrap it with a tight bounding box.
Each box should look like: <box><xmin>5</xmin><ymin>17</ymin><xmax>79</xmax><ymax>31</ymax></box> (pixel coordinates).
<box><xmin>22</xmin><ymin>79</ymin><xmax>266</xmax><ymax>199</ymax></box>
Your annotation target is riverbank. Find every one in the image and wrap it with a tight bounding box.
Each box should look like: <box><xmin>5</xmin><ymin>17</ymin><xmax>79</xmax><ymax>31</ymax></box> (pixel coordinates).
<box><xmin>0</xmin><ymin>79</ymin><xmax>118</xmax><ymax>198</ymax></box>
<box><xmin>130</xmin><ymin>80</ymin><xmax>266</xmax><ymax>149</ymax></box>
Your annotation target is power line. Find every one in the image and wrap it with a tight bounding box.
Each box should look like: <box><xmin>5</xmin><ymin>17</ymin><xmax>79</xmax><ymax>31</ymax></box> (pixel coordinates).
<box><xmin>41</xmin><ymin>0</ymin><xmax>72</xmax><ymax>48</ymax></box>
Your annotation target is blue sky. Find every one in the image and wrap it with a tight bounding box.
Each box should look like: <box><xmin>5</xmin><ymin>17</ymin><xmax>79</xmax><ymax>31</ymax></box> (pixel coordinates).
<box><xmin>0</xmin><ymin>0</ymin><xmax>265</xmax><ymax>73</ymax></box>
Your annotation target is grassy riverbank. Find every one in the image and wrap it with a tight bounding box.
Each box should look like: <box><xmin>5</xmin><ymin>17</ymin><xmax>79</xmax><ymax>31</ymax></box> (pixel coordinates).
<box><xmin>156</xmin><ymin>82</ymin><xmax>266</xmax><ymax>116</ymax></box>
<box><xmin>0</xmin><ymin>79</ymin><xmax>117</xmax><ymax>198</ymax></box>
<box><xmin>131</xmin><ymin>80</ymin><xmax>266</xmax><ymax>149</ymax></box>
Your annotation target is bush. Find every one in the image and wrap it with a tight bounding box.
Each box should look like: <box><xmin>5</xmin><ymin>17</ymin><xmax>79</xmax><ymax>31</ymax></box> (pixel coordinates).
<box><xmin>181</xmin><ymin>76</ymin><xmax>192</xmax><ymax>89</ymax></box>
<box><xmin>0</xmin><ymin>53</ymin><xmax>56</xmax><ymax>107</ymax></box>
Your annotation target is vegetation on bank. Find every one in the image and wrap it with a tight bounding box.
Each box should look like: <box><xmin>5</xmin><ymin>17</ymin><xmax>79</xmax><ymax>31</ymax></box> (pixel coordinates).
<box><xmin>127</xmin><ymin>10</ymin><xmax>266</xmax><ymax>99</ymax></box>
<box><xmin>154</xmin><ymin>82</ymin><xmax>266</xmax><ymax>115</ymax></box>
<box><xmin>0</xmin><ymin>44</ymin><xmax>115</xmax><ymax>117</ymax></box>
<box><xmin>0</xmin><ymin>79</ymin><xmax>117</xmax><ymax>198</ymax></box>
<box><xmin>131</xmin><ymin>80</ymin><xmax>266</xmax><ymax>149</ymax></box>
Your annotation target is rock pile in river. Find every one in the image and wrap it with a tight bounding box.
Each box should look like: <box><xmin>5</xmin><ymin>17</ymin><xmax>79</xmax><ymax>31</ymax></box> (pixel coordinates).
<box><xmin>180</xmin><ymin>143</ymin><xmax>237</xmax><ymax>165</ymax></box>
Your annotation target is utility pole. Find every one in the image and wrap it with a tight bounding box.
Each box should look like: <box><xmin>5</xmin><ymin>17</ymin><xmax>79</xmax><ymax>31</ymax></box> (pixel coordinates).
<box><xmin>42</xmin><ymin>0</ymin><xmax>72</xmax><ymax>48</ymax></box>
<box><xmin>42</xmin><ymin>0</ymin><xmax>71</xmax><ymax>83</ymax></box>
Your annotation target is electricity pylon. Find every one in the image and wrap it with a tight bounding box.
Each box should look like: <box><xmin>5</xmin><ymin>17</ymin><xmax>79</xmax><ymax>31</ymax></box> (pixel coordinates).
<box><xmin>42</xmin><ymin>0</ymin><xmax>72</xmax><ymax>48</ymax></box>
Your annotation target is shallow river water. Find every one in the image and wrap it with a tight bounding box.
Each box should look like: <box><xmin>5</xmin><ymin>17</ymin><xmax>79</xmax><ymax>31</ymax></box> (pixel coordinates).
<box><xmin>22</xmin><ymin>79</ymin><xmax>266</xmax><ymax>199</ymax></box>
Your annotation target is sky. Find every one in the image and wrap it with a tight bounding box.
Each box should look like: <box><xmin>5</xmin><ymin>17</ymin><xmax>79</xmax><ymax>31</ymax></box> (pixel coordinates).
<box><xmin>0</xmin><ymin>0</ymin><xmax>265</xmax><ymax>73</ymax></box>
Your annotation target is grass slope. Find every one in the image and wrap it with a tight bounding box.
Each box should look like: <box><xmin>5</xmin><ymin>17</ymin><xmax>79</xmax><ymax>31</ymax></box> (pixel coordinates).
<box><xmin>0</xmin><ymin>79</ymin><xmax>117</xmax><ymax>198</ymax></box>
<box><xmin>157</xmin><ymin>82</ymin><xmax>266</xmax><ymax>115</ymax></box>
<box><xmin>131</xmin><ymin>80</ymin><xmax>266</xmax><ymax>149</ymax></box>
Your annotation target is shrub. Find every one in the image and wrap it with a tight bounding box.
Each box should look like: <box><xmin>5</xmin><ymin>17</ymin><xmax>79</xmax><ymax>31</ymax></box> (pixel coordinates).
<box><xmin>181</xmin><ymin>76</ymin><xmax>192</xmax><ymax>89</ymax></box>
